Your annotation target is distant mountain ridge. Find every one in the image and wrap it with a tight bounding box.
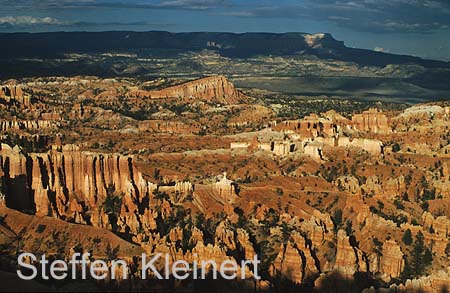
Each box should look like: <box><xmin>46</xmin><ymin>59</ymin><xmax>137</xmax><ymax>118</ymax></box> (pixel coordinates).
<box><xmin>0</xmin><ymin>31</ymin><xmax>448</xmax><ymax>68</ymax></box>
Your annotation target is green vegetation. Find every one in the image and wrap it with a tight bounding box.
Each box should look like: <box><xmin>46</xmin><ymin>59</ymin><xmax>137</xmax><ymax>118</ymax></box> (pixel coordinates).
<box><xmin>35</xmin><ymin>224</ymin><xmax>46</xmax><ymax>234</ymax></box>
<box><xmin>392</xmin><ymin>143</ymin><xmax>401</xmax><ymax>153</ymax></box>
<box><xmin>402</xmin><ymin>231</ymin><xmax>433</xmax><ymax>279</ymax></box>
<box><xmin>402</xmin><ymin>229</ymin><xmax>413</xmax><ymax>245</ymax></box>
<box><xmin>369</xmin><ymin>206</ymin><xmax>408</xmax><ymax>227</ymax></box>
<box><xmin>105</xmin><ymin>243</ymin><xmax>120</xmax><ymax>261</ymax></box>
<box><xmin>372</xmin><ymin>237</ymin><xmax>383</xmax><ymax>257</ymax></box>
<box><xmin>275</xmin><ymin>187</ymin><xmax>284</xmax><ymax>196</ymax></box>
<box><xmin>332</xmin><ymin>209</ymin><xmax>343</xmax><ymax>232</ymax></box>
<box><xmin>102</xmin><ymin>193</ymin><xmax>122</xmax><ymax>215</ymax></box>
<box><xmin>101</xmin><ymin>184</ymin><xmax>123</xmax><ymax>232</ymax></box>
<box><xmin>394</xmin><ymin>198</ymin><xmax>405</xmax><ymax>210</ymax></box>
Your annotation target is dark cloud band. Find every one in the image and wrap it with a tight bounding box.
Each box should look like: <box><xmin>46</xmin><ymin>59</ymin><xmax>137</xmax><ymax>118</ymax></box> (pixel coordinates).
<box><xmin>1</xmin><ymin>0</ymin><xmax>449</xmax><ymax>34</ymax></box>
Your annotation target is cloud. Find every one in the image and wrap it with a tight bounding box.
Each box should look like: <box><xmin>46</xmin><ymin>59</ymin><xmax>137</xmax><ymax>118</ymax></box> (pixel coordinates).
<box><xmin>224</xmin><ymin>0</ymin><xmax>450</xmax><ymax>34</ymax></box>
<box><xmin>0</xmin><ymin>15</ymin><xmax>172</xmax><ymax>30</ymax></box>
<box><xmin>2</xmin><ymin>0</ymin><xmax>450</xmax><ymax>34</ymax></box>
<box><xmin>374</xmin><ymin>46</ymin><xmax>389</xmax><ymax>53</ymax></box>
<box><xmin>0</xmin><ymin>16</ymin><xmax>64</xmax><ymax>26</ymax></box>
<box><xmin>0</xmin><ymin>0</ymin><xmax>230</xmax><ymax>11</ymax></box>
<box><xmin>148</xmin><ymin>0</ymin><xmax>229</xmax><ymax>10</ymax></box>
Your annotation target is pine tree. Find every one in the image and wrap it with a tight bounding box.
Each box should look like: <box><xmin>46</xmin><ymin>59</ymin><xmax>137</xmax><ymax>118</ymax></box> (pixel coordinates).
<box><xmin>402</xmin><ymin>229</ymin><xmax>413</xmax><ymax>245</ymax></box>
<box><xmin>332</xmin><ymin>209</ymin><xmax>343</xmax><ymax>232</ymax></box>
<box><xmin>409</xmin><ymin>231</ymin><xmax>432</xmax><ymax>277</ymax></box>
<box><xmin>446</xmin><ymin>243</ymin><xmax>450</xmax><ymax>256</ymax></box>
<box><xmin>411</xmin><ymin>231</ymin><xmax>424</xmax><ymax>276</ymax></box>
<box><xmin>423</xmin><ymin>248</ymin><xmax>433</xmax><ymax>267</ymax></box>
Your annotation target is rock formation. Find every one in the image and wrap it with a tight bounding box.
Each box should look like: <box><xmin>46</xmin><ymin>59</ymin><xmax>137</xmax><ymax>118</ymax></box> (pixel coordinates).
<box><xmin>334</xmin><ymin>137</ymin><xmax>384</xmax><ymax>156</ymax></box>
<box><xmin>0</xmin><ymin>144</ymin><xmax>190</xmax><ymax>235</ymax></box>
<box><xmin>379</xmin><ymin>240</ymin><xmax>404</xmax><ymax>281</ymax></box>
<box><xmin>352</xmin><ymin>108</ymin><xmax>391</xmax><ymax>134</ymax></box>
<box><xmin>273</xmin><ymin>114</ymin><xmax>337</xmax><ymax>138</ymax></box>
<box><xmin>0</xmin><ymin>120</ymin><xmax>59</xmax><ymax>132</ymax></box>
<box><xmin>1</xmin><ymin>73</ymin><xmax>450</xmax><ymax>292</ymax></box>
<box><xmin>272</xmin><ymin>141</ymin><xmax>296</xmax><ymax>156</ymax></box>
<box><xmin>214</xmin><ymin>172</ymin><xmax>238</xmax><ymax>204</ymax></box>
<box><xmin>303</xmin><ymin>141</ymin><xmax>324</xmax><ymax>160</ymax></box>
<box><xmin>270</xmin><ymin>240</ymin><xmax>304</xmax><ymax>284</ymax></box>
<box><xmin>40</xmin><ymin>113</ymin><xmax>62</xmax><ymax>120</ymax></box>
<box><xmin>236</xmin><ymin>228</ymin><xmax>256</xmax><ymax>260</ymax></box>
<box><xmin>422</xmin><ymin>212</ymin><xmax>450</xmax><ymax>255</ymax></box>
<box><xmin>127</xmin><ymin>76</ymin><xmax>245</xmax><ymax>104</ymax></box>
<box><xmin>390</xmin><ymin>270</ymin><xmax>450</xmax><ymax>292</ymax></box>
<box><xmin>138</xmin><ymin>120</ymin><xmax>200</xmax><ymax>134</ymax></box>
<box><xmin>334</xmin><ymin>230</ymin><xmax>368</xmax><ymax>276</ymax></box>
<box><xmin>0</xmin><ymin>85</ymin><xmax>31</xmax><ymax>106</ymax></box>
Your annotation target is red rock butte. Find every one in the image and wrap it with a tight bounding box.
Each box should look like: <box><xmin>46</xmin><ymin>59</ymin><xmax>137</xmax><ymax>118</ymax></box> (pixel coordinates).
<box><xmin>127</xmin><ymin>75</ymin><xmax>246</xmax><ymax>104</ymax></box>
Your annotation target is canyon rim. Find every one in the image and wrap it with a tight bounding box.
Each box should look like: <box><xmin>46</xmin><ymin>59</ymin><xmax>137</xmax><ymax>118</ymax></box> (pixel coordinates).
<box><xmin>1</xmin><ymin>2</ymin><xmax>450</xmax><ymax>292</ymax></box>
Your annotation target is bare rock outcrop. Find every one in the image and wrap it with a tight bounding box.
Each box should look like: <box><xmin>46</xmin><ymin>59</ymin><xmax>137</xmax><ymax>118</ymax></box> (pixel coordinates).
<box><xmin>213</xmin><ymin>172</ymin><xmax>238</xmax><ymax>205</ymax></box>
<box><xmin>422</xmin><ymin>212</ymin><xmax>449</xmax><ymax>238</ymax></box>
<box><xmin>334</xmin><ymin>230</ymin><xmax>368</xmax><ymax>276</ymax></box>
<box><xmin>138</xmin><ymin>120</ymin><xmax>200</xmax><ymax>134</ymax></box>
<box><xmin>291</xmin><ymin>232</ymin><xmax>320</xmax><ymax>275</ymax></box>
<box><xmin>273</xmin><ymin>114</ymin><xmax>337</xmax><ymax>138</ymax></box>
<box><xmin>0</xmin><ymin>120</ymin><xmax>59</xmax><ymax>132</ymax></box>
<box><xmin>391</xmin><ymin>270</ymin><xmax>450</xmax><ymax>292</ymax></box>
<box><xmin>352</xmin><ymin>108</ymin><xmax>391</xmax><ymax>134</ymax></box>
<box><xmin>310</xmin><ymin>136</ymin><xmax>384</xmax><ymax>156</ymax></box>
<box><xmin>0</xmin><ymin>145</ymin><xmax>160</xmax><ymax>235</ymax></box>
<box><xmin>337</xmin><ymin>137</ymin><xmax>384</xmax><ymax>156</ymax></box>
<box><xmin>273</xmin><ymin>141</ymin><xmax>296</xmax><ymax>156</ymax></box>
<box><xmin>0</xmin><ymin>85</ymin><xmax>31</xmax><ymax>106</ymax></box>
<box><xmin>335</xmin><ymin>175</ymin><xmax>361</xmax><ymax>194</ymax></box>
<box><xmin>299</xmin><ymin>210</ymin><xmax>334</xmax><ymax>246</ymax></box>
<box><xmin>378</xmin><ymin>240</ymin><xmax>405</xmax><ymax>281</ymax></box>
<box><xmin>422</xmin><ymin>212</ymin><xmax>450</xmax><ymax>255</ymax></box>
<box><xmin>127</xmin><ymin>76</ymin><xmax>245</xmax><ymax>104</ymax></box>
<box><xmin>270</xmin><ymin>241</ymin><xmax>304</xmax><ymax>284</ymax></box>
<box><xmin>236</xmin><ymin>228</ymin><xmax>256</xmax><ymax>260</ymax></box>
<box><xmin>303</xmin><ymin>141</ymin><xmax>324</xmax><ymax>160</ymax></box>
<box><xmin>361</xmin><ymin>175</ymin><xmax>406</xmax><ymax>198</ymax></box>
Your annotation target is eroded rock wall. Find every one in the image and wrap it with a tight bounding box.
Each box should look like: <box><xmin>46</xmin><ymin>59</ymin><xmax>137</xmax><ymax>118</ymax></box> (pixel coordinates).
<box><xmin>127</xmin><ymin>76</ymin><xmax>245</xmax><ymax>104</ymax></box>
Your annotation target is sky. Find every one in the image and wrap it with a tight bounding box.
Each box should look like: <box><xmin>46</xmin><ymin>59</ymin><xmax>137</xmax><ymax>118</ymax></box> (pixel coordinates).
<box><xmin>1</xmin><ymin>0</ymin><xmax>449</xmax><ymax>61</ymax></box>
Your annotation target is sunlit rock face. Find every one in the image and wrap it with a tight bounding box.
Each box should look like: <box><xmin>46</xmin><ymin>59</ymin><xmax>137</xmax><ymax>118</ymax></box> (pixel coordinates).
<box><xmin>379</xmin><ymin>240</ymin><xmax>405</xmax><ymax>281</ymax></box>
<box><xmin>127</xmin><ymin>75</ymin><xmax>245</xmax><ymax>104</ymax></box>
<box><xmin>0</xmin><ymin>85</ymin><xmax>31</xmax><ymax>106</ymax></box>
<box><xmin>334</xmin><ymin>230</ymin><xmax>368</xmax><ymax>277</ymax></box>
<box><xmin>1</xmin><ymin>72</ymin><xmax>450</xmax><ymax>293</ymax></box>
<box><xmin>352</xmin><ymin>108</ymin><xmax>391</xmax><ymax>134</ymax></box>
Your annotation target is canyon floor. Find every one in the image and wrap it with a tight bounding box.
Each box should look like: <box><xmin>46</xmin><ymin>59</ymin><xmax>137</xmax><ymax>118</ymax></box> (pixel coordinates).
<box><xmin>0</xmin><ymin>73</ymin><xmax>449</xmax><ymax>292</ymax></box>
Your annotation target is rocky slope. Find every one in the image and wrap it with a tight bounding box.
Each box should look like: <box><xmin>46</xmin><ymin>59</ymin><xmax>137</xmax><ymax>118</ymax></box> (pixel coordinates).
<box><xmin>0</xmin><ymin>75</ymin><xmax>449</xmax><ymax>292</ymax></box>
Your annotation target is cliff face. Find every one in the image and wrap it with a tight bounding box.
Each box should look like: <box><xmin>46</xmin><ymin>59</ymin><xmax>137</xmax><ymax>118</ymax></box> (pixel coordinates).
<box><xmin>379</xmin><ymin>240</ymin><xmax>404</xmax><ymax>280</ymax></box>
<box><xmin>127</xmin><ymin>76</ymin><xmax>245</xmax><ymax>104</ymax></box>
<box><xmin>0</xmin><ymin>144</ymin><xmax>241</xmax><ymax>236</ymax></box>
<box><xmin>334</xmin><ymin>230</ymin><xmax>368</xmax><ymax>276</ymax></box>
<box><xmin>271</xmin><ymin>241</ymin><xmax>305</xmax><ymax>284</ymax></box>
<box><xmin>0</xmin><ymin>85</ymin><xmax>31</xmax><ymax>106</ymax></box>
<box><xmin>422</xmin><ymin>212</ymin><xmax>450</xmax><ymax>255</ymax></box>
<box><xmin>0</xmin><ymin>144</ymin><xmax>159</xmax><ymax>234</ymax></box>
<box><xmin>352</xmin><ymin>108</ymin><xmax>391</xmax><ymax>134</ymax></box>
<box><xmin>1</xmin><ymin>85</ymin><xmax>23</xmax><ymax>98</ymax></box>
<box><xmin>0</xmin><ymin>120</ymin><xmax>59</xmax><ymax>132</ymax></box>
<box><xmin>270</xmin><ymin>230</ymin><xmax>321</xmax><ymax>284</ymax></box>
<box><xmin>138</xmin><ymin>120</ymin><xmax>200</xmax><ymax>134</ymax></box>
<box><xmin>389</xmin><ymin>270</ymin><xmax>450</xmax><ymax>292</ymax></box>
<box><xmin>273</xmin><ymin>114</ymin><xmax>337</xmax><ymax>138</ymax></box>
